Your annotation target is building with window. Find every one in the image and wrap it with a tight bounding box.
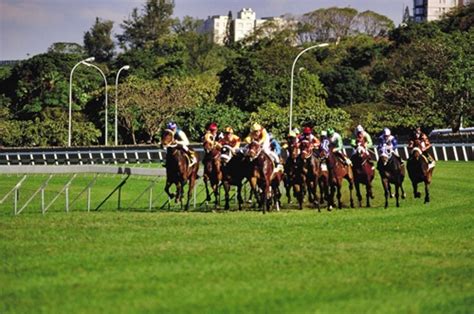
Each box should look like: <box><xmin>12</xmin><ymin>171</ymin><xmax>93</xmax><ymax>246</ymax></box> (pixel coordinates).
<box><xmin>413</xmin><ymin>0</ymin><xmax>468</xmax><ymax>22</ymax></box>
<box><xmin>200</xmin><ymin>15</ymin><xmax>230</xmax><ymax>45</ymax></box>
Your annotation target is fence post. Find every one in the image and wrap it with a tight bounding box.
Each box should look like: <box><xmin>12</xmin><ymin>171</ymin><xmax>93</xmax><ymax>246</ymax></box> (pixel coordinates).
<box><xmin>453</xmin><ymin>146</ymin><xmax>459</xmax><ymax>161</ymax></box>
<box><xmin>461</xmin><ymin>145</ymin><xmax>468</xmax><ymax>161</ymax></box>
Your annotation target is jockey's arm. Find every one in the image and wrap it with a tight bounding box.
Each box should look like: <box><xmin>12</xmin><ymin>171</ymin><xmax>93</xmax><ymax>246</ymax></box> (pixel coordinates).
<box><xmin>176</xmin><ymin>130</ymin><xmax>190</xmax><ymax>146</ymax></box>
<box><xmin>233</xmin><ymin>136</ymin><xmax>241</xmax><ymax>149</ymax></box>
<box><xmin>365</xmin><ymin>133</ymin><xmax>373</xmax><ymax>148</ymax></box>
<box><xmin>259</xmin><ymin>129</ymin><xmax>269</xmax><ymax>145</ymax></box>
<box><xmin>350</xmin><ymin>138</ymin><xmax>357</xmax><ymax>148</ymax></box>
<box><xmin>333</xmin><ymin>134</ymin><xmax>343</xmax><ymax>152</ymax></box>
<box><xmin>244</xmin><ymin>135</ymin><xmax>252</xmax><ymax>144</ymax></box>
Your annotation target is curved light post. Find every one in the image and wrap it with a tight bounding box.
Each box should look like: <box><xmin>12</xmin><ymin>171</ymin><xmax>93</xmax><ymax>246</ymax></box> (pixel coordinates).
<box><xmin>114</xmin><ymin>65</ymin><xmax>130</xmax><ymax>146</ymax></box>
<box><xmin>289</xmin><ymin>43</ymin><xmax>329</xmax><ymax>133</ymax></box>
<box><xmin>68</xmin><ymin>57</ymin><xmax>94</xmax><ymax>147</ymax></box>
<box><xmin>83</xmin><ymin>62</ymin><xmax>109</xmax><ymax>146</ymax></box>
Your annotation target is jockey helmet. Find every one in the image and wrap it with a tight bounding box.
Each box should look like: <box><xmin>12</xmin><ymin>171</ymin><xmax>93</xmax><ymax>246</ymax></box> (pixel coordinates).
<box><xmin>208</xmin><ymin>122</ymin><xmax>218</xmax><ymax>131</ymax></box>
<box><xmin>303</xmin><ymin>126</ymin><xmax>312</xmax><ymax>135</ymax></box>
<box><xmin>356</xmin><ymin>125</ymin><xmax>364</xmax><ymax>133</ymax></box>
<box><xmin>321</xmin><ymin>130</ymin><xmax>327</xmax><ymax>137</ymax></box>
<box><xmin>293</xmin><ymin>128</ymin><xmax>300</xmax><ymax>135</ymax></box>
<box><xmin>224</xmin><ymin>127</ymin><xmax>234</xmax><ymax>134</ymax></box>
<box><xmin>166</xmin><ymin>122</ymin><xmax>177</xmax><ymax>130</ymax></box>
<box><xmin>288</xmin><ymin>130</ymin><xmax>297</xmax><ymax>138</ymax></box>
<box><xmin>327</xmin><ymin>128</ymin><xmax>335</xmax><ymax>136</ymax></box>
<box><xmin>251</xmin><ymin>123</ymin><xmax>262</xmax><ymax>132</ymax></box>
<box><xmin>383</xmin><ymin>128</ymin><xmax>391</xmax><ymax>136</ymax></box>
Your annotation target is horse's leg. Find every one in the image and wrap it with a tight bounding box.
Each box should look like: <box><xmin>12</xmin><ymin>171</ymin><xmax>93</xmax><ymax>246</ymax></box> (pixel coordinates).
<box><xmin>203</xmin><ymin>177</ymin><xmax>211</xmax><ymax>203</ymax></box>
<box><xmin>348</xmin><ymin>178</ymin><xmax>354</xmax><ymax>209</ymax></box>
<box><xmin>382</xmin><ymin>179</ymin><xmax>389</xmax><ymax>208</ymax></box>
<box><xmin>294</xmin><ymin>184</ymin><xmax>303</xmax><ymax>210</ymax></box>
<box><xmin>395</xmin><ymin>182</ymin><xmax>400</xmax><ymax>207</ymax></box>
<box><xmin>328</xmin><ymin>183</ymin><xmax>335</xmax><ymax>211</ymax></box>
<box><xmin>400</xmin><ymin>180</ymin><xmax>406</xmax><ymax>199</ymax></box>
<box><xmin>355</xmin><ymin>181</ymin><xmax>362</xmax><ymax>207</ymax></box>
<box><xmin>164</xmin><ymin>180</ymin><xmax>175</xmax><ymax>199</ymax></box>
<box><xmin>413</xmin><ymin>181</ymin><xmax>421</xmax><ymax>198</ymax></box>
<box><xmin>223</xmin><ymin>181</ymin><xmax>230</xmax><ymax>210</ymax></box>
<box><xmin>337</xmin><ymin>181</ymin><xmax>342</xmax><ymax>209</ymax></box>
<box><xmin>213</xmin><ymin>181</ymin><xmax>219</xmax><ymax>209</ymax></box>
<box><xmin>185</xmin><ymin>172</ymin><xmax>197</xmax><ymax>211</ymax></box>
<box><xmin>424</xmin><ymin>180</ymin><xmax>430</xmax><ymax>203</ymax></box>
<box><xmin>366</xmin><ymin>181</ymin><xmax>372</xmax><ymax>208</ymax></box>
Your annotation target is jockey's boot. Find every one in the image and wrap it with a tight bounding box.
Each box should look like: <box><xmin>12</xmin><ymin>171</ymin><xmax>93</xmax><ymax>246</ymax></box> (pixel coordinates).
<box><xmin>426</xmin><ymin>153</ymin><xmax>436</xmax><ymax>169</ymax></box>
<box><xmin>345</xmin><ymin>156</ymin><xmax>352</xmax><ymax>166</ymax></box>
<box><xmin>188</xmin><ymin>151</ymin><xmax>197</xmax><ymax>167</ymax></box>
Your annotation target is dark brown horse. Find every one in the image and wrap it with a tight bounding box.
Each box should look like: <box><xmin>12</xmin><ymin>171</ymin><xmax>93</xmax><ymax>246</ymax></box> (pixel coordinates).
<box><xmin>407</xmin><ymin>147</ymin><xmax>434</xmax><ymax>203</ymax></box>
<box><xmin>202</xmin><ymin>145</ymin><xmax>222</xmax><ymax>209</ymax></box>
<box><xmin>317</xmin><ymin>149</ymin><xmax>330</xmax><ymax>207</ymax></box>
<box><xmin>221</xmin><ymin>145</ymin><xmax>249</xmax><ymax>210</ymax></box>
<box><xmin>350</xmin><ymin>145</ymin><xmax>375</xmax><ymax>207</ymax></box>
<box><xmin>284</xmin><ymin>142</ymin><xmax>303</xmax><ymax>207</ymax></box>
<box><xmin>161</xmin><ymin>129</ymin><xmax>199</xmax><ymax>210</ymax></box>
<box><xmin>377</xmin><ymin>152</ymin><xmax>406</xmax><ymax>208</ymax></box>
<box><xmin>299</xmin><ymin>140</ymin><xmax>321</xmax><ymax>211</ymax></box>
<box><xmin>327</xmin><ymin>150</ymin><xmax>354</xmax><ymax>210</ymax></box>
<box><xmin>246</xmin><ymin>141</ymin><xmax>274</xmax><ymax>213</ymax></box>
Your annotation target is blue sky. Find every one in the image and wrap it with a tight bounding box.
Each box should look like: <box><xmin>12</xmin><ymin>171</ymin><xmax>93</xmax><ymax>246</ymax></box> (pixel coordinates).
<box><xmin>0</xmin><ymin>0</ymin><xmax>407</xmax><ymax>60</ymax></box>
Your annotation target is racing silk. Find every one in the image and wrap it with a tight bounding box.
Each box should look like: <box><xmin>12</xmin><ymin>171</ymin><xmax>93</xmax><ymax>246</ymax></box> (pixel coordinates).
<box><xmin>219</xmin><ymin>134</ymin><xmax>241</xmax><ymax>152</ymax></box>
<box><xmin>378</xmin><ymin>135</ymin><xmax>397</xmax><ymax>152</ymax></box>
<box><xmin>320</xmin><ymin>138</ymin><xmax>330</xmax><ymax>154</ymax></box>
<box><xmin>174</xmin><ymin>128</ymin><xmax>190</xmax><ymax>147</ymax></box>
<box><xmin>244</xmin><ymin>128</ymin><xmax>270</xmax><ymax>149</ymax></box>
<box><xmin>298</xmin><ymin>134</ymin><xmax>320</xmax><ymax>150</ymax></box>
<box><xmin>408</xmin><ymin>132</ymin><xmax>431</xmax><ymax>152</ymax></box>
<box><xmin>202</xmin><ymin>131</ymin><xmax>220</xmax><ymax>152</ymax></box>
<box><xmin>329</xmin><ymin>132</ymin><xmax>343</xmax><ymax>152</ymax></box>
<box><xmin>351</xmin><ymin>131</ymin><xmax>373</xmax><ymax>149</ymax></box>
<box><xmin>270</xmin><ymin>138</ymin><xmax>282</xmax><ymax>156</ymax></box>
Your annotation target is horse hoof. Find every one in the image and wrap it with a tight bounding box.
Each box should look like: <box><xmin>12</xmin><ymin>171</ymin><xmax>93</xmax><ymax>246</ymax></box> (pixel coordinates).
<box><xmin>402</xmin><ymin>193</ymin><xmax>406</xmax><ymax>199</ymax></box>
<box><xmin>390</xmin><ymin>193</ymin><xmax>394</xmax><ymax>198</ymax></box>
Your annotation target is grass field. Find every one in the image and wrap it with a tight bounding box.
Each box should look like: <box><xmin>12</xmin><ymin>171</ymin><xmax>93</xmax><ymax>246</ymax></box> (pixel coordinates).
<box><xmin>1</xmin><ymin>161</ymin><xmax>473</xmax><ymax>313</ymax></box>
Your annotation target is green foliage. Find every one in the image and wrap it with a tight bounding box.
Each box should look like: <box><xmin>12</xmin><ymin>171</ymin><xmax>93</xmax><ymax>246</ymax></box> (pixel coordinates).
<box><xmin>176</xmin><ymin>103</ymin><xmax>250</xmax><ymax>141</ymax></box>
<box><xmin>84</xmin><ymin>18</ymin><xmax>115</xmax><ymax>62</ymax></box>
<box><xmin>47</xmin><ymin>42</ymin><xmax>85</xmax><ymax>55</ymax></box>
<box><xmin>117</xmin><ymin>0</ymin><xmax>175</xmax><ymax>50</ymax></box>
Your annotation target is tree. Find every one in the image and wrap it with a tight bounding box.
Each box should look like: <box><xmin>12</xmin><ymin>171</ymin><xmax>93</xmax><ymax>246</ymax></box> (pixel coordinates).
<box><xmin>84</xmin><ymin>17</ymin><xmax>115</xmax><ymax>62</ymax></box>
<box><xmin>224</xmin><ymin>11</ymin><xmax>233</xmax><ymax>46</ymax></box>
<box><xmin>117</xmin><ymin>0</ymin><xmax>175</xmax><ymax>50</ymax></box>
<box><xmin>353</xmin><ymin>10</ymin><xmax>394</xmax><ymax>37</ymax></box>
<box><xmin>402</xmin><ymin>6</ymin><xmax>411</xmax><ymax>24</ymax></box>
<box><xmin>300</xmin><ymin>7</ymin><xmax>359</xmax><ymax>42</ymax></box>
<box><xmin>47</xmin><ymin>42</ymin><xmax>85</xmax><ymax>55</ymax></box>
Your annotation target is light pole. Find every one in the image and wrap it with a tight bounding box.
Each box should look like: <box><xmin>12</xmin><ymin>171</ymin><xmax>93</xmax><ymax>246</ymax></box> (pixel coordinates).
<box><xmin>114</xmin><ymin>65</ymin><xmax>130</xmax><ymax>146</ymax></box>
<box><xmin>68</xmin><ymin>57</ymin><xmax>94</xmax><ymax>147</ymax></box>
<box><xmin>289</xmin><ymin>43</ymin><xmax>329</xmax><ymax>133</ymax></box>
<box><xmin>83</xmin><ymin>62</ymin><xmax>109</xmax><ymax>146</ymax></box>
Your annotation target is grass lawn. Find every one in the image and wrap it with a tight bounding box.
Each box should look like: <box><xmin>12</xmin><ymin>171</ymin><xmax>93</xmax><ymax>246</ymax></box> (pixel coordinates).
<box><xmin>1</xmin><ymin>161</ymin><xmax>473</xmax><ymax>313</ymax></box>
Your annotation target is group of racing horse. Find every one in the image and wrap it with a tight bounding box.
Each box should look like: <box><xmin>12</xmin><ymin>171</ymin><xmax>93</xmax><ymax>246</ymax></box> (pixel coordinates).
<box><xmin>160</xmin><ymin>123</ymin><xmax>435</xmax><ymax>213</ymax></box>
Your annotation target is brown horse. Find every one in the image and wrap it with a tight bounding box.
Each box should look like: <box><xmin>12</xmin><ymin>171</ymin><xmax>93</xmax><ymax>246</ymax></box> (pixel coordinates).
<box><xmin>350</xmin><ymin>145</ymin><xmax>375</xmax><ymax>207</ymax></box>
<box><xmin>377</xmin><ymin>152</ymin><xmax>406</xmax><ymax>208</ymax></box>
<box><xmin>317</xmin><ymin>149</ymin><xmax>330</xmax><ymax>207</ymax></box>
<box><xmin>161</xmin><ymin>129</ymin><xmax>199</xmax><ymax>211</ymax></box>
<box><xmin>327</xmin><ymin>150</ymin><xmax>354</xmax><ymax>210</ymax></box>
<box><xmin>407</xmin><ymin>147</ymin><xmax>434</xmax><ymax>203</ymax></box>
<box><xmin>284</xmin><ymin>143</ymin><xmax>303</xmax><ymax>207</ymax></box>
<box><xmin>299</xmin><ymin>140</ymin><xmax>321</xmax><ymax>211</ymax></box>
<box><xmin>246</xmin><ymin>141</ymin><xmax>274</xmax><ymax>213</ymax></box>
<box><xmin>221</xmin><ymin>145</ymin><xmax>249</xmax><ymax>210</ymax></box>
<box><xmin>202</xmin><ymin>146</ymin><xmax>222</xmax><ymax>209</ymax></box>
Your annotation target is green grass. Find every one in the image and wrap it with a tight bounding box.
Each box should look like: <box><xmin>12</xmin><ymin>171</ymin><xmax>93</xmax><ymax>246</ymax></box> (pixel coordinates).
<box><xmin>1</xmin><ymin>161</ymin><xmax>473</xmax><ymax>313</ymax></box>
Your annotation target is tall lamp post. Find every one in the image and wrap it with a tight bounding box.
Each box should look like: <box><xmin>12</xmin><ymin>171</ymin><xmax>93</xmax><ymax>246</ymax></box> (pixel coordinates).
<box><xmin>68</xmin><ymin>57</ymin><xmax>94</xmax><ymax>147</ymax></box>
<box><xmin>114</xmin><ymin>65</ymin><xmax>130</xmax><ymax>146</ymax></box>
<box><xmin>83</xmin><ymin>62</ymin><xmax>109</xmax><ymax>146</ymax></box>
<box><xmin>289</xmin><ymin>43</ymin><xmax>329</xmax><ymax>133</ymax></box>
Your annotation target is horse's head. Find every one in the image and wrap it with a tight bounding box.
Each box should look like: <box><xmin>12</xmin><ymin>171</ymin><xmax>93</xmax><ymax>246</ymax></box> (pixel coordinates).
<box><xmin>220</xmin><ymin>145</ymin><xmax>233</xmax><ymax>164</ymax></box>
<box><xmin>246</xmin><ymin>141</ymin><xmax>262</xmax><ymax>161</ymax></box>
<box><xmin>161</xmin><ymin>129</ymin><xmax>176</xmax><ymax>148</ymax></box>
<box><xmin>411</xmin><ymin>147</ymin><xmax>422</xmax><ymax>160</ymax></box>
<box><xmin>300</xmin><ymin>140</ymin><xmax>312</xmax><ymax>159</ymax></box>
<box><xmin>289</xmin><ymin>143</ymin><xmax>300</xmax><ymax>160</ymax></box>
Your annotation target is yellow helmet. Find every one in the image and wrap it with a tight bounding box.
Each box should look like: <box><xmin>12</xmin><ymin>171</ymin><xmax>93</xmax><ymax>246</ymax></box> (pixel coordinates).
<box><xmin>288</xmin><ymin>131</ymin><xmax>297</xmax><ymax>138</ymax></box>
<box><xmin>251</xmin><ymin>123</ymin><xmax>262</xmax><ymax>132</ymax></box>
<box><xmin>224</xmin><ymin>127</ymin><xmax>234</xmax><ymax>134</ymax></box>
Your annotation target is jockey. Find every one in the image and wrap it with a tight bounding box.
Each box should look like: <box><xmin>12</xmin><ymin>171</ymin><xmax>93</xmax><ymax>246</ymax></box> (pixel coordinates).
<box><xmin>298</xmin><ymin>126</ymin><xmax>320</xmax><ymax>151</ymax></box>
<box><xmin>282</xmin><ymin>129</ymin><xmax>299</xmax><ymax>150</ymax></box>
<box><xmin>202</xmin><ymin>122</ymin><xmax>221</xmax><ymax>153</ymax></box>
<box><xmin>319</xmin><ymin>130</ymin><xmax>330</xmax><ymax>155</ymax></box>
<box><xmin>327</xmin><ymin>128</ymin><xmax>351</xmax><ymax>165</ymax></box>
<box><xmin>377</xmin><ymin>128</ymin><xmax>402</xmax><ymax>162</ymax></box>
<box><xmin>350</xmin><ymin>125</ymin><xmax>373</xmax><ymax>154</ymax></box>
<box><xmin>166</xmin><ymin>121</ymin><xmax>196</xmax><ymax>165</ymax></box>
<box><xmin>408</xmin><ymin>127</ymin><xmax>435</xmax><ymax>167</ymax></box>
<box><xmin>245</xmin><ymin>123</ymin><xmax>281</xmax><ymax>169</ymax></box>
<box><xmin>219</xmin><ymin>127</ymin><xmax>241</xmax><ymax>154</ymax></box>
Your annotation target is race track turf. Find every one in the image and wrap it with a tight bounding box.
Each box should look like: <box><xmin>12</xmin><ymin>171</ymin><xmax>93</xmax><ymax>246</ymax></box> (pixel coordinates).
<box><xmin>1</xmin><ymin>161</ymin><xmax>473</xmax><ymax>313</ymax></box>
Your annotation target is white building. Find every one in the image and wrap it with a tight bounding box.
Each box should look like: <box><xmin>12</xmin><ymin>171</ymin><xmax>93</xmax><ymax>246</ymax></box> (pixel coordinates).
<box><xmin>200</xmin><ymin>8</ymin><xmax>289</xmax><ymax>44</ymax></box>
<box><xmin>413</xmin><ymin>0</ymin><xmax>468</xmax><ymax>22</ymax></box>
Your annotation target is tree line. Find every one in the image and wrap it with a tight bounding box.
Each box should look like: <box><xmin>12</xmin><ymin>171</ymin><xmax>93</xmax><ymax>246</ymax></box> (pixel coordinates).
<box><xmin>0</xmin><ymin>1</ymin><xmax>472</xmax><ymax>147</ymax></box>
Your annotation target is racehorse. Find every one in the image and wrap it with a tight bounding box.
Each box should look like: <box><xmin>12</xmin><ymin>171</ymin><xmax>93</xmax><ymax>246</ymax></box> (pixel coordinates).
<box><xmin>327</xmin><ymin>150</ymin><xmax>354</xmax><ymax>210</ymax></box>
<box><xmin>377</xmin><ymin>151</ymin><xmax>406</xmax><ymax>208</ymax></box>
<box><xmin>299</xmin><ymin>140</ymin><xmax>321</xmax><ymax>211</ymax></box>
<box><xmin>161</xmin><ymin>129</ymin><xmax>199</xmax><ymax>210</ymax></box>
<box><xmin>407</xmin><ymin>146</ymin><xmax>434</xmax><ymax>203</ymax></box>
<box><xmin>221</xmin><ymin>145</ymin><xmax>248</xmax><ymax>211</ymax></box>
<box><xmin>317</xmin><ymin>149</ymin><xmax>330</xmax><ymax>207</ymax></box>
<box><xmin>350</xmin><ymin>145</ymin><xmax>375</xmax><ymax>207</ymax></box>
<box><xmin>284</xmin><ymin>142</ymin><xmax>303</xmax><ymax>207</ymax></box>
<box><xmin>246</xmin><ymin>141</ymin><xmax>274</xmax><ymax>213</ymax></box>
<box><xmin>202</xmin><ymin>145</ymin><xmax>222</xmax><ymax>209</ymax></box>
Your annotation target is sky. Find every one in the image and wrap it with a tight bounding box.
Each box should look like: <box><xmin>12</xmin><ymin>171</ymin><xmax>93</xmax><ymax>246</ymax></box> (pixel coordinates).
<box><xmin>0</xmin><ymin>0</ymin><xmax>408</xmax><ymax>60</ymax></box>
